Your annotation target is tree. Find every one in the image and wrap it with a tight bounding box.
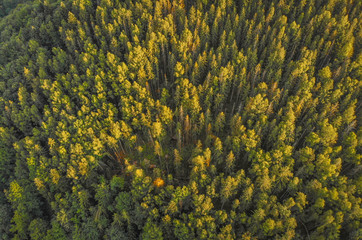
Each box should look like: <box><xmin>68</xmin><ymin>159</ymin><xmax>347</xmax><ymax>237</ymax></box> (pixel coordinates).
<box><xmin>319</xmin><ymin>119</ymin><xmax>338</xmax><ymax>146</ymax></box>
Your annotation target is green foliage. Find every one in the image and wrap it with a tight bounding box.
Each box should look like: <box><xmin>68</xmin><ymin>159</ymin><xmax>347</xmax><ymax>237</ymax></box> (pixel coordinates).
<box><xmin>28</xmin><ymin>218</ymin><xmax>48</xmax><ymax>240</ymax></box>
<box><xmin>0</xmin><ymin>0</ymin><xmax>361</xmax><ymax>239</ymax></box>
<box><xmin>142</xmin><ymin>219</ymin><xmax>163</xmax><ymax>240</ymax></box>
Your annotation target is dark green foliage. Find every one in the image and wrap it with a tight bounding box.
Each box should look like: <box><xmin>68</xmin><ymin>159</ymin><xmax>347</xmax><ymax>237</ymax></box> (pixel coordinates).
<box><xmin>0</xmin><ymin>0</ymin><xmax>361</xmax><ymax>239</ymax></box>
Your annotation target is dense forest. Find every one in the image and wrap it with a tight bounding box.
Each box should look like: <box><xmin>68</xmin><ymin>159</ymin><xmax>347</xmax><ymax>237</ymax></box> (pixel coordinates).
<box><xmin>0</xmin><ymin>0</ymin><xmax>361</xmax><ymax>239</ymax></box>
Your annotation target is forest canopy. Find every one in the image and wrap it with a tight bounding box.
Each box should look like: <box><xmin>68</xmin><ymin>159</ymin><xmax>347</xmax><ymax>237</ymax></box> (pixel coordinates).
<box><xmin>0</xmin><ymin>0</ymin><xmax>361</xmax><ymax>239</ymax></box>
